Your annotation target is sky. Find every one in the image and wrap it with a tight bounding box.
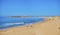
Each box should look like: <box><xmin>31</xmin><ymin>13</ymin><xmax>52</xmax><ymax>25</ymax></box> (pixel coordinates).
<box><xmin>0</xmin><ymin>0</ymin><xmax>60</xmax><ymax>16</ymax></box>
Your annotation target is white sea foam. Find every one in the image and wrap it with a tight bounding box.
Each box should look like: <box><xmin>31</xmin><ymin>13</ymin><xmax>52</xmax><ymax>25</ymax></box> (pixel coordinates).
<box><xmin>0</xmin><ymin>22</ymin><xmax>25</xmax><ymax>27</ymax></box>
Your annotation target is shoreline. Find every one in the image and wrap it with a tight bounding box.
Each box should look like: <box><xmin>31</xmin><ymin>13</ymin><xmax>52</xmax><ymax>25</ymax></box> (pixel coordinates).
<box><xmin>0</xmin><ymin>16</ymin><xmax>60</xmax><ymax>35</ymax></box>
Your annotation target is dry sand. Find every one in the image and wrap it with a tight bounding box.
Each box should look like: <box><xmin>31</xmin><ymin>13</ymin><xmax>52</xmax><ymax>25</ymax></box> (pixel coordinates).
<box><xmin>0</xmin><ymin>16</ymin><xmax>60</xmax><ymax>35</ymax></box>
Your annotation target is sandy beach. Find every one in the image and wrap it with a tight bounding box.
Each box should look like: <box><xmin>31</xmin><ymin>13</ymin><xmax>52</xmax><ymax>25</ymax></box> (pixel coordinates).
<box><xmin>0</xmin><ymin>16</ymin><xmax>60</xmax><ymax>35</ymax></box>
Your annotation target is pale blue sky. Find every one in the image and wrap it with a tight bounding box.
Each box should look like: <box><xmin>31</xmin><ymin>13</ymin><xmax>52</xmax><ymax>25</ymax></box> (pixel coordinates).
<box><xmin>0</xmin><ymin>0</ymin><xmax>60</xmax><ymax>16</ymax></box>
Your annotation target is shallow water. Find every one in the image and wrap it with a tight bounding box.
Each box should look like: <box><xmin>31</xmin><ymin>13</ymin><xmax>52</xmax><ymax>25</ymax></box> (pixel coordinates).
<box><xmin>0</xmin><ymin>17</ymin><xmax>44</xmax><ymax>29</ymax></box>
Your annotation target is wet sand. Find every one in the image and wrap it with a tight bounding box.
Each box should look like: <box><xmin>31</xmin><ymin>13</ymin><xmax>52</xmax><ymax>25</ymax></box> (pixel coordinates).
<box><xmin>0</xmin><ymin>16</ymin><xmax>60</xmax><ymax>35</ymax></box>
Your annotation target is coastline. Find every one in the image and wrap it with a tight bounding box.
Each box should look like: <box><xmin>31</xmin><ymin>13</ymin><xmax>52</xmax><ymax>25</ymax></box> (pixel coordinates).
<box><xmin>0</xmin><ymin>16</ymin><xmax>60</xmax><ymax>35</ymax></box>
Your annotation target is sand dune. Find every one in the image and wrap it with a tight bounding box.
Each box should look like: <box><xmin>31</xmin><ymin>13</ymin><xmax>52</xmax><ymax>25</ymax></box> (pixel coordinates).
<box><xmin>0</xmin><ymin>16</ymin><xmax>60</xmax><ymax>35</ymax></box>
